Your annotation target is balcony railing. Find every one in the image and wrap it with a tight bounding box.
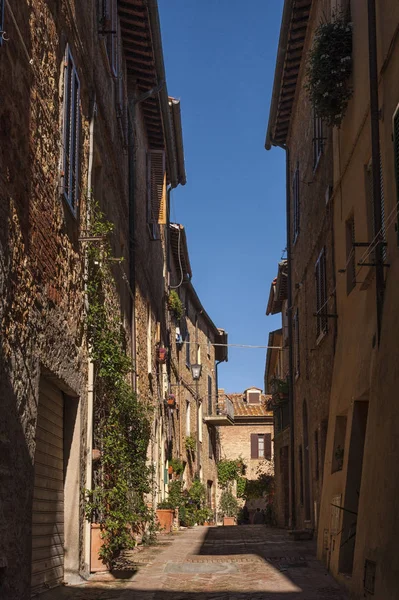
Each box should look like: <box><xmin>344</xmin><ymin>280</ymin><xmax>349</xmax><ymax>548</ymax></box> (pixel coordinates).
<box><xmin>203</xmin><ymin>396</ymin><xmax>234</xmax><ymax>426</ymax></box>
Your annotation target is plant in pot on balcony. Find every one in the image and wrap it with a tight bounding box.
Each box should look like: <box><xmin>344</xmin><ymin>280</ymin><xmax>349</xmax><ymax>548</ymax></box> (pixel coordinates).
<box><xmin>169</xmin><ymin>458</ymin><xmax>184</xmax><ymax>477</ymax></box>
<box><xmin>219</xmin><ymin>489</ymin><xmax>238</xmax><ymax>526</ymax></box>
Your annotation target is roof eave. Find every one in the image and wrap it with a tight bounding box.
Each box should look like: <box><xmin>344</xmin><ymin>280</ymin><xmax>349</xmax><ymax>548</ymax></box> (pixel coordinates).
<box><xmin>265</xmin><ymin>0</ymin><xmax>294</xmax><ymax>150</ymax></box>
<box><xmin>169</xmin><ymin>98</ymin><xmax>186</xmax><ymax>186</ymax></box>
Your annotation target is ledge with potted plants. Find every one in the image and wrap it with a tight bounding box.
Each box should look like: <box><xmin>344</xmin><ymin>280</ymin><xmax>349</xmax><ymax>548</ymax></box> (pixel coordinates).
<box><xmin>305</xmin><ymin>12</ymin><xmax>353</xmax><ymax>127</ymax></box>
<box><xmin>167</xmin><ymin>289</ymin><xmax>183</xmax><ymax>320</ymax></box>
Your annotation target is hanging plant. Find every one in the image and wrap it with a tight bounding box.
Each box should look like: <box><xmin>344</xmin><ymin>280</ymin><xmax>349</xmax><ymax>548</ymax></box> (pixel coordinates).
<box><xmin>305</xmin><ymin>14</ymin><xmax>353</xmax><ymax>126</ymax></box>
<box><xmin>185</xmin><ymin>435</ymin><xmax>196</xmax><ymax>454</ymax></box>
<box><xmin>168</xmin><ymin>290</ymin><xmax>183</xmax><ymax>320</ymax></box>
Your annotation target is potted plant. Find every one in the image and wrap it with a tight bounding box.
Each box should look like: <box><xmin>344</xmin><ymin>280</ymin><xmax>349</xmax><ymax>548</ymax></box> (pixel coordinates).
<box><xmin>167</xmin><ymin>394</ymin><xmax>176</xmax><ymax>408</ymax></box>
<box><xmin>169</xmin><ymin>457</ymin><xmax>184</xmax><ymax>477</ymax></box>
<box><xmin>305</xmin><ymin>13</ymin><xmax>353</xmax><ymax>126</ymax></box>
<box><xmin>219</xmin><ymin>489</ymin><xmax>238</xmax><ymax>526</ymax></box>
<box><xmin>157</xmin><ymin>346</ymin><xmax>168</xmax><ymax>364</ymax></box>
<box><xmin>156</xmin><ymin>500</ymin><xmax>175</xmax><ymax>534</ymax></box>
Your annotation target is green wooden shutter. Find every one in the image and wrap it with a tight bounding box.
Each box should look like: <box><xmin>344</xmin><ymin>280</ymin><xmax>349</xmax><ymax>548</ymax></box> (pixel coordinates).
<box><xmin>393</xmin><ymin>108</ymin><xmax>399</xmax><ymax>245</ymax></box>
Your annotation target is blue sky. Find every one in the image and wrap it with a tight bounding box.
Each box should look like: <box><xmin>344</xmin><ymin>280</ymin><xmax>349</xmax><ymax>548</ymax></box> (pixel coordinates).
<box><xmin>158</xmin><ymin>0</ymin><xmax>286</xmax><ymax>393</ymax></box>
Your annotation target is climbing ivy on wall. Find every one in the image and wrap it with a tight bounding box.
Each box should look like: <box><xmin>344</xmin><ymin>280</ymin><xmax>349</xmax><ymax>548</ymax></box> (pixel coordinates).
<box><xmin>84</xmin><ymin>202</ymin><xmax>153</xmax><ymax>567</ymax></box>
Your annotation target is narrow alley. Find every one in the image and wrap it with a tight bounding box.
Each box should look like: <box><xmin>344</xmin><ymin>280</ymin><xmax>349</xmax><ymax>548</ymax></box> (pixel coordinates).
<box><xmin>37</xmin><ymin>526</ymin><xmax>347</xmax><ymax>600</ymax></box>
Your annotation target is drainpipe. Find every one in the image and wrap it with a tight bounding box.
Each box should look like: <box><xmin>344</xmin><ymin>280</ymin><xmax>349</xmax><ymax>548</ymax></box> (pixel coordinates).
<box><xmin>367</xmin><ymin>0</ymin><xmax>384</xmax><ymax>344</ymax></box>
<box><xmin>127</xmin><ymin>82</ymin><xmax>165</xmax><ymax>392</ymax></box>
<box><xmin>285</xmin><ymin>147</ymin><xmax>296</xmax><ymax>530</ymax></box>
<box><xmin>84</xmin><ymin>99</ymin><xmax>96</xmax><ymax>574</ymax></box>
<box><xmin>265</xmin><ymin>142</ymin><xmax>296</xmax><ymax>529</ymax></box>
<box><xmin>195</xmin><ymin>315</ymin><xmax>200</xmax><ymax>476</ymax></box>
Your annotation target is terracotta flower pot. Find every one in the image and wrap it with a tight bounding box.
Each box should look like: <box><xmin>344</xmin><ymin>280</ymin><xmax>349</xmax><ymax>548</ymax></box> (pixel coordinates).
<box><xmin>156</xmin><ymin>509</ymin><xmax>174</xmax><ymax>533</ymax></box>
<box><xmin>168</xmin><ymin>465</ymin><xmax>173</xmax><ymax>475</ymax></box>
<box><xmin>167</xmin><ymin>395</ymin><xmax>176</xmax><ymax>407</ymax></box>
<box><xmin>223</xmin><ymin>516</ymin><xmax>236</xmax><ymax>526</ymax></box>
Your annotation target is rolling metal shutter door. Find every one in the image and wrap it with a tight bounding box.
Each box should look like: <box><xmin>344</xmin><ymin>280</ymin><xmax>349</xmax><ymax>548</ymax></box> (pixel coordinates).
<box><xmin>31</xmin><ymin>380</ymin><xmax>64</xmax><ymax>593</ymax></box>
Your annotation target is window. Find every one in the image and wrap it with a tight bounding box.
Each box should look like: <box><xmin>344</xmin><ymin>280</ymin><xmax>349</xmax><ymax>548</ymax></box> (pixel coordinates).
<box><xmin>186</xmin><ymin>400</ymin><xmax>191</xmax><ymax>435</ymax></box>
<box><xmin>314</xmin><ymin>429</ymin><xmax>320</xmax><ymax>481</ymax></box>
<box><xmin>147</xmin><ymin>150</ymin><xmax>166</xmax><ymax>240</ymax></box>
<box><xmin>313</xmin><ymin>111</ymin><xmax>324</xmax><ymax>170</ymax></box>
<box><xmin>292</xmin><ymin>163</ymin><xmax>300</xmax><ymax>243</ymax></box>
<box><xmin>299</xmin><ymin>445</ymin><xmax>304</xmax><ymax>505</ymax></box>
<box><xmin>331</xmin><ymin>415</ymin><xmax>347</xmax><ymax>473</ymax></box>
<box><xmin>98</xmin><ymin>0</ymin><xmax>118</xmax><ymax>77</ymax></box>
<box><xmin>315</xmin><ymin>248</ymin><xmax>328</xmax><ymax>339</ymax></box>
<box><xmin>293</xmin><ymin>308</ymin><xmax>300</xmax><ymax>377</ymax></box>
<box><xmin>346</xmin><ymin>216</ymin><xmax>356</xmax><ymax>294</ymax></box>
<box><xmin>394</xmin><ymin>106</ymin><xmax>399</xmax><ymax>244</ymax></box>
<box><xmin>365</xmin><ymin>158</ymin><xmax>387</xmax><ymax>262</ymax></box>
<box><xmin>250</xmin><ymin>433</ymin><xmax>272</xmax><ymax>459</ymax></box>
<box><xmin>207</xmin><ymin>334</ymin><xmax>211</xmax><ymax>357</ymax></box>
<box><xmin>208</xmin><ymin>430</ymin><xmax>213</xmax><ymax>459</ymax></box>
<box><xmin>247</xmin><ymin>391</ymin><xmax>260</xmax><ymax>404</ymax></box>
<box><xmin>147</xmin><ymin>303</ymin><xmax>152</xmax><ymax>374</ymax></box>
<box><xmin>62</xmin><ymin>47</ymin><xmax>81</xmax><ymax>214</ymax></box>
<box><xmin>207</xmin><ymin>375</ymin><xmax>212</xmax><ymax>415</ymax></box>
<box><xmin>185</xmin><ymin>331</ymin><xmax>190</xmax><ymax>368</ymax></box>
<box><xmin>198</xmin><ymin>403</ymin><xmax>203</xmax><ymax>442</ymax></box>
<box><xmin>0</xmin><ymin>1</ymin><xmax>5</xmax><ymax>47</ymax></box>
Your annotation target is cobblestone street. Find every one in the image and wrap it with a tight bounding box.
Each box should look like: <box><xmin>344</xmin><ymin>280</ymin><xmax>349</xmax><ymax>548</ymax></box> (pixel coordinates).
<box><xmin>37</xmin><ymin>526</ymin><xmax>348</xmax><ymax>600</ymax></box>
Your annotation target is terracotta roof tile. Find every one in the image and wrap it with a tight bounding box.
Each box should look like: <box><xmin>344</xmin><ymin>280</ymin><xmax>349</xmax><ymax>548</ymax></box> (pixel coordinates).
<box><xmin>221</xmin><ymin>392</ymin><xmax>273</xmax><ymax>418</ymax></box>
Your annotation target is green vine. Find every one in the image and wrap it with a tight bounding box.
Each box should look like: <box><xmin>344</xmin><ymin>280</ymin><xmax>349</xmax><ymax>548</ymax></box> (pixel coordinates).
<box><xmin>185</xmin><ymin>435</ymin><xmax>196</xmax><ymax>454</ymax></box>
<box><xmin>305</xmin><ymin>14</ymin><xmax>353</xmax><ymax>126</ymax></box>
<box><xmin>217</xmin><ymin>458</ymin><xmax>246</xmax><ymax>488</ymax></box>
<box><xmin>84</xmin><ymin>201</ymin><xmax>153</xmax><ymax>567</ymax></box>
<box><xmin>169</xmin><ymin>457</ymin><xmax>184</xmax><ymax>476</ymax></box>
<box><xmin>168</xmin><ymin>290</ymin><xmax>183</xmax><ymax>320</ymax></box>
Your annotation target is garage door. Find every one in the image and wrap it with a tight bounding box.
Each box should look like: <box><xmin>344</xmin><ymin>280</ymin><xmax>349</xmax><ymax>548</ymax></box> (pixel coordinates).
<box><xmin>31</xmin><ymin>379</ymin><xmax>64</xmax><ymax>593</ymax></box>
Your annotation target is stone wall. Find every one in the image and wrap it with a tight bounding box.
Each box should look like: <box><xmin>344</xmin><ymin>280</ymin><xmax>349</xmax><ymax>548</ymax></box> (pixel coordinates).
<box><xmin>0</xmin><ymin>1</ymin><xmax>133</xmax><ymax>597</ymax></box>
<box><xmin>286</xmin><ymin>0</ymin><xmax>335</xmax><ymax>532</ymax></box>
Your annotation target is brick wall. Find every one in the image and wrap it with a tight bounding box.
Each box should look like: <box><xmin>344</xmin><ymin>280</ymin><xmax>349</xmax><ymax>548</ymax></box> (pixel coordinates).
<box><xmin>286</xmin><ymin>0</ymin><xmax>335</xmax><ymax>531</ymax></box>
<box><xmin>0</xmin><ymin>1</ymin><xmax>132</xmax><ymax>596</ymax></box>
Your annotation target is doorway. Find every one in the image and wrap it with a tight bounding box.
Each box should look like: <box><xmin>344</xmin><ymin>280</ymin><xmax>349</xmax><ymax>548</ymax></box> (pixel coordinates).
<box><xmin>339</xmin><ymin>401</ymin><xmax>369</xmax><ymax>574</ymax></box>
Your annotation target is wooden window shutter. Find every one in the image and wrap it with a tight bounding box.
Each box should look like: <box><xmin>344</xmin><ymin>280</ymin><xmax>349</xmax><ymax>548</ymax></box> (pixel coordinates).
<box><xmin>250</xmin><ymin>434</ymin><xmax>258</xmax><ymax>459</ymax></box>
<box><xmin>147</xmin><ymin>150</ymin><xmax>166</xmax><ymax>225</ymax></box>
<box><xmin>264</xmin><ymin>434</ymin><xmax>272</xmax><ymax>460</ymax></box>
<box><xmin>0</xmin><ymin>0</ymin><xmax>4</xmax><ymax>47</ymax></box>
<box><xmin>394</xmin><ymin>108</ymin><xmax>399</xmax><ymax>244</ymax></box>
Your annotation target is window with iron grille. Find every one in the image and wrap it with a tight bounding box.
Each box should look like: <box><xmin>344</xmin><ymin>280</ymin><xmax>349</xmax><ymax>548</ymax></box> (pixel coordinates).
<box><xmin>394</xmin><ymin>106</ymin><xmax>399</xmax><ymax>244</ymax></box>
<box><xmin>207</xmin><ymin>375</ymin><xmax>212</xmax><ymax>415</ymax></box>
<box><xmin>293</xmin><ymin>308</ymin><xmax>300</xmax><ymax>378</ymax></box>
<box><xmin>346</xmin><ymin>216</ymin><xmax>356</xmax><ymax>294</ymax></box>
<box><xmin>313</xmin><ymin>112</ymin><xmax>323</xmax><ymax>170</ymax></box>
<box><xmin>208</xmin><ymin>429</ymin><xmax>213</xmax><ymax>459</ymax></box>
<box><xmin>62</xmin><ymin>47</ymin><xmax>81</xmax><ymax>214</ymax></box>
<box><xmin>185</xmin><ymin>331</ymin><xmax>190</xmax><ymax>368</ymax></box>
<box><xmin>365</xmin><ymin>158</ymin><xmax>387</xmax><ymax>262</ymax></box>
<box><xmin>314</xmin><ymin>429</ymin><xmax>320</xmax><ymax>481</ymax></box>
<box><xmin>299</xmin><ymin>445</ymin><xmax>304</xmax><ymax>505</ymax></box>
<box><xmin>293</xmin><ymin>164</ymin><xmax>300</xmax><ymax>243</ymax></box>
<box><xmin>0</xmin><ymin>1</ymin><xmax>5</xmax><ymax>47</ymax></box>
<box><xmin>315</xmin><ymin>248</ymin><xmax>328</xmax><ymax>339</ymax></box>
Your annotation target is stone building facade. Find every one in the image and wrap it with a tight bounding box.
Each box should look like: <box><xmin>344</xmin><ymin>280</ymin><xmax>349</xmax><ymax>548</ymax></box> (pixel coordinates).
<box><xmin>266</xmin><ymin>0</ymin><xmax>335</xmax><ymax>536</ymax></box>
<box><xmin>217</xmin><ymin>389</ymin><xmax>274</xmax><ymax>520</ymax></box>
<box><xmin>265</xmin><ymin>264</ymin><xmax>291</xmax><ymax>528</ymax></box>
<box><xmin>0</xmin><ymin>0</ymin><xmax>185</xmax><ymax>597</ymax></box>
<box><xmin>167</xmin><ymin>224</ymin><xmax>228</xmax><ymax>517</ymax></box>
<box><xmin>266</xmin><ymin>0</ymin><xmax>399</xmax><ymax>597</ymax></box>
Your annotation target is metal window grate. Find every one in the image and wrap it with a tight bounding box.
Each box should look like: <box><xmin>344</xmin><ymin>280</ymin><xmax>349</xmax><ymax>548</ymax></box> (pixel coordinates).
<box><xmin>364</xmin><ymin>559</ymin><xmax>376</xmax><ymax>594</ymax></box>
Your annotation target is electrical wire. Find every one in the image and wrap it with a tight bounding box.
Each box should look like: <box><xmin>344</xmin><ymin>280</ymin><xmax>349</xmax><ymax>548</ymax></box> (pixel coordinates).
<box><xmin>169</xmin><ymin>224</ymin><xmax>184</xmax><ymax>289</ymax></box>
